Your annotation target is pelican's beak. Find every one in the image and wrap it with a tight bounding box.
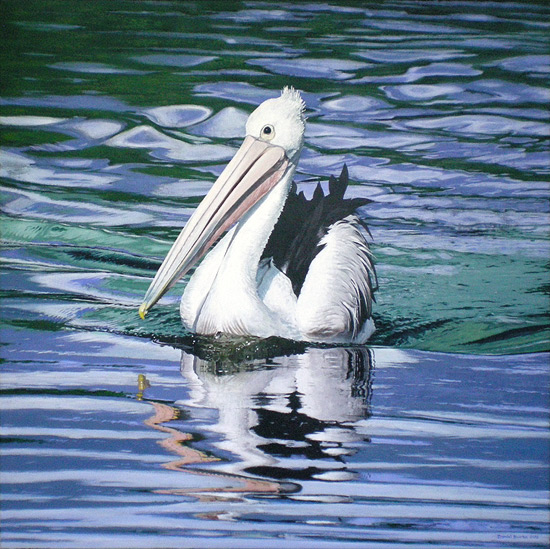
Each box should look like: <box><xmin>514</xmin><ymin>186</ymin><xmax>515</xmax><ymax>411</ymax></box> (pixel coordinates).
<box><xmin>139</xmin><ymin>135</ymin><xmax>289</xmax><ymax>319</ymax></box>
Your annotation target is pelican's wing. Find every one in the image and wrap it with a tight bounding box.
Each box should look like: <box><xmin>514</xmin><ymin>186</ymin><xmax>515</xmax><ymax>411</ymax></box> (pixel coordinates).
<box><xmin>262</xmin><ymin>165</ymin><xmax>377</xmax><ymax>343</ymax></box>
<box><xmin>296</xmin><ymin>215</ymin><xmax>376</xmax><ymax>343</ymax></box>
<box><xmin>262</xmin><ymin>165</ymin><xmax>376</xmax><ymax>297</ymax></box>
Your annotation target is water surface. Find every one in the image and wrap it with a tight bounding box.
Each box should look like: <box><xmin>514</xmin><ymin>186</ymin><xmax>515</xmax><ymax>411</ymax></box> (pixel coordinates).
<box><xmin>1</xmin><ymin>1</ymin><xmax>549</xmax><ymax>547</ymax></box>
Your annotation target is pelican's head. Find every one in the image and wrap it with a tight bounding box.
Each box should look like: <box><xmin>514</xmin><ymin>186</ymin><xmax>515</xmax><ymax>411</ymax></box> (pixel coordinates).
<box><xmin>246</xmin><ymin>86</ymin><xmax>306</xmax><ymax>162</ymax></box>
<box><xmin>139</xmin><ymin>87</ymin><xmax>306</xmax><ymax>319</ymax></box>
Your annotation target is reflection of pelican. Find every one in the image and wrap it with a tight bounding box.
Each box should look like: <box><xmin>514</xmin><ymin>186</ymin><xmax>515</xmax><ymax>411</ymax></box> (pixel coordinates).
<box><xmin>137</xmin><ymin>373</ymin><xmax>283</xmax><ymax>498</ymax></box>
<box><xmin>139</xmin><ymin>87</ymin><xmax>377</xmax><ymax>343</ymax></box>
<box><xmin>180</xmin><ymin>344</ymin><xmax>374</xmax><ymax>480</ymax></box>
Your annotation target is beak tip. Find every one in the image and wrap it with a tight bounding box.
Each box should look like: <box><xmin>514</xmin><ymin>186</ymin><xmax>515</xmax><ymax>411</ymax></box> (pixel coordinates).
<box><xmin>139</xmin><ymin>303</ymin><xmax>148</xmax><ymax>320</ymax></box>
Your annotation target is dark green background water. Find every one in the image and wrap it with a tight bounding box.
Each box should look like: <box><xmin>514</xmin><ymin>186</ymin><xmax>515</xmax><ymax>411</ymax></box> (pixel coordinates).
<box><xmin>1</xmin><ymin>2</ymin><xmax>549</xmax><ymax>548</ymax></box>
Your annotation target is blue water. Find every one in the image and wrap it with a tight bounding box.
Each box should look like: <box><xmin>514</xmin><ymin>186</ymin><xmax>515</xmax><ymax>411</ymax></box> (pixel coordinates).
<box><xmin>1</xmin><ymin>1</ymin><xmax>549</xmax><ymax>547</ymax></box>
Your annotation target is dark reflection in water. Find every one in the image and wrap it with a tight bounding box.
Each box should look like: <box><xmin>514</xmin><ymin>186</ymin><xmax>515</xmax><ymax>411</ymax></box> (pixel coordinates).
<box><xmin>142</xmin><ymin>339</ymin><xmax>375</xmax><ymax>489</ymax></box>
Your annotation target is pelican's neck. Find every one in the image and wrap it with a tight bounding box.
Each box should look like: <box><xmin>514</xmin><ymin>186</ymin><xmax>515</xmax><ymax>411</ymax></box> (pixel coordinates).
<box><xmin>180</xmin><ymin>165</ymin><xmax>297</xmax><ymax>338</ymax></box>
<box><xmin>218</xmin><ymin>167</ymin><xmax>294</xmax><ymax>285</ymax></box>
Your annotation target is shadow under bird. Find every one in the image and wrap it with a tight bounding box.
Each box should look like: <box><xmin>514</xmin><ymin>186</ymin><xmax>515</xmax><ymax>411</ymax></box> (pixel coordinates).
<box><xmin>139</xmin><ymin>87</ymin><xmax>377</xmax><ymax>343</ymax></box>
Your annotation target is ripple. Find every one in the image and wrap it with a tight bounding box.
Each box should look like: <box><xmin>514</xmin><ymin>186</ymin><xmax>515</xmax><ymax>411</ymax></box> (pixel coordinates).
<box><xmin>308</xmin><ymin>127</ymin><xmax>434</xmax><ymax>151</ymax></box>
<box><xmin>0</xmin><ymin>94</ymin><xmax>130</xmax><ymax>112</ymax></box>
<box><xmin>49</xmin><ymin>62</ymin><xmax>148</xmax><ymax>75</ymax></box>
<box><xmin>384</xmin><ymin>79</ymin><xmax>550</xmax><ymax>104</ymax></box>
<box><xmin>312</xmin><ymin>471</ymin><xmax>356</xmax><ymax>481</ymax></box>
<box><xmin>193</xmin><ymin>82</ymin><xmax>326</xmax><ymax>113</ymax></box>
<box><xmin>322</xmin><ymin>94</ymin><xmax>390</xmax><ymax>112</ymax></box>
<box><xmin>456</xmin><ymin>36</ymin><xmax>537</xmax><ymax>51</ymax></box>
<box><xmin>369</xmin><ymin>202</ymin><xmax>549</xmax><ymax>232</ymax></box>
<box><xmin>349</xmin><ymin>162</ymin><xmax>454</xmax><ymax>186</ymax></box>
<box><xmin>247</xmin><ymin>57</ymin><xmax>369</xmax><ymax>80</ymax></box>
<box><xmin>193</xmin><ymin>82</ymin><xmax>277</xmax><ymax>105</ymax></box>
<box><xmin>354</xmin><ymin>62</ymin><xmax>482</xmax><ymax>85</ymax></box>
<box><xmin>492</xmin><ymin>54</ymin><xmax>550</xmax><ymax>75</ymax></box>
<box><xmin>0</xmin><ymin>150</ymin><xmax>118</xmax><ymax>189</ymax></box>
<box><xmin>383</xmin><ymin>83</ymin><xmax>464</xmax><ymax>101</ymax></box>
<box><xmin>306</xmin><ymin>122</ymin><xmax>363</xmax><ymax>138</ymax></box>
<box><xmin>67</xmin><ymin>119</ymin><xmax>125</xmax><ymax>140</ymax></box>
<box><xmin>2</xmin><ymin>188</ymin><xmax>151</xmax><ymax>226</ymax></box>
<box><xmin>31</xmin><ymin>271</ymin><xmax>140</xmax><ymax>305</ymax></box>
<box><xmin>15</xmin><ymin>21</ymin><xmax>81</xmax><ymax>31</ymax></box>
<box><xmin>188</xmin><ymin>107</ymin><xmax>248</xmax><ymax>138</ymax></box>
<box><xmin>213</xmin><ymin>8</ymin><xmax>305</xmax><ymax>23</ymax></box>
<box><xmin>404</xmin><ymin>114</ymin><xmax>549</xmax><ymax>136</ymax></box>
<box><xmin>363</xmin><ymin>416</ymin><xmax>547</xmax><ymax>440</ymax></box>
<box><xmin>1</xmin><ymin>395</ymin><xmax>146</xmax><ymax>414</ymax></box>
<box><xmin>132</xmin><ymin>54</ymin><xmax>217</xmax><ymax>67</ymax></box>
<box><xmin>350</xmin><ymin>156</ymin><xmax>550</xmax><ymax>198</ymax></box>
<box><xmin>0</xmin><ymin>115</ymin><xmax>68</xmax><ymax>126</ymax></box>
<box><xmin>19</xmin><ymin>117</ymin><xmax>127</xmax><ymax>153</ymax></box>
<box><xmin>106</xmin><ymin>126</ymin><xmax>235</xmax><ymax>162</ymax></box>
<box><xmin>153</xmin><ymin>179</ymin><xmax>212</xmax><ymax>198</ymax></box>
<box><xmin>353</xmin><ymin>48</ymin><xmax>473</xmax><ymax>64</ymax></box>
<box><xmin>363</xmin><ymin>19</ymin><xmax>472</xmax><ymax>35</ymax></box>
<box><xmin>374</xmin><ymin>229</ymin><xmax>550</xmax><ymax>259</ymax></box>
<box><xmin>143</xmin><ymin>104</ymin><xmax>212</xmax><ymax>128</ymax></box>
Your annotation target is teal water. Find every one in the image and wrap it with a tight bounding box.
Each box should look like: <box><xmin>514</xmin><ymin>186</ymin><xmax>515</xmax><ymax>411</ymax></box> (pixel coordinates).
<box><xmin>1</xmin><ymin>1</ymin><xmax>549</xmax><ymax>548</ymax></box>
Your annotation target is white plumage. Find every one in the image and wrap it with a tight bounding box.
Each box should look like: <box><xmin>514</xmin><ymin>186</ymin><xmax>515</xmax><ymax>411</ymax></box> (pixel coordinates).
<box><xmin>296</xmin><ymin>217</ymin><xmax>376</xmax><ymax>343</ymax></box>
<box><xmin>140</xmin><ymin>87</ymin><xmax>377</xmax><ymax>344</ymax></box>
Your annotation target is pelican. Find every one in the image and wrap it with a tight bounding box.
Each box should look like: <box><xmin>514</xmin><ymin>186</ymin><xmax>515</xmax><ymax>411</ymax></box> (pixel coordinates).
<box><xmin>139</xmin><ymin>87</ymin><xmax>377</xmax><ymax>343</ymax></box>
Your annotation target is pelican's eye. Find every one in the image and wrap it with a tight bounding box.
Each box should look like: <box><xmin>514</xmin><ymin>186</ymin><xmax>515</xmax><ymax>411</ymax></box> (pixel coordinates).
<box><xmin>261</xmin><ymin>124</ymin><xmax>275</xmax><ymax>141</ymax></box>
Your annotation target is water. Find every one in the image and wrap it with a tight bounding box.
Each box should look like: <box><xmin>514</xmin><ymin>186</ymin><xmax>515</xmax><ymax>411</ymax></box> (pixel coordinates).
<box><xmin>1</xmin><ymin>1</ymin><xmax>549</xmax><ymax>547</ymax></box>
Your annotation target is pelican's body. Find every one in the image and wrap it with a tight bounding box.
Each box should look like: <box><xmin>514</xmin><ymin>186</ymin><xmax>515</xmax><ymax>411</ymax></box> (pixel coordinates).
<box><xmin>140</xmin><ymin>88</ymin><xmax>377</xmax><ymax>344</ymax></box>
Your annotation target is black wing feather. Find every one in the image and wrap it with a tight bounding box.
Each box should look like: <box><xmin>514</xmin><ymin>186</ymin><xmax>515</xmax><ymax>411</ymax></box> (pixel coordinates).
<box><xmin>262</xmin><ymin>165</ymin><xmax>373</xmax><ymax>297</ymax></box>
